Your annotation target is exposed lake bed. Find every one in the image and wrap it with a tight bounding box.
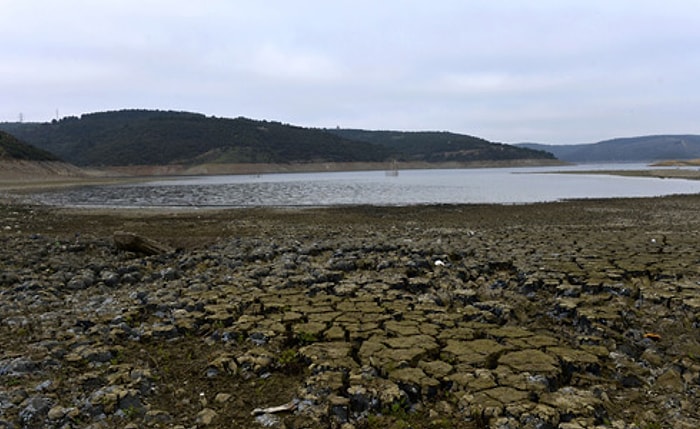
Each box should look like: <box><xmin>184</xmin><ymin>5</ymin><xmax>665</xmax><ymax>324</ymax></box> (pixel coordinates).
<box><xmin>1</xmin><ymin>189</ymin><xmax>699</xmax><ymax>428</ymax></box>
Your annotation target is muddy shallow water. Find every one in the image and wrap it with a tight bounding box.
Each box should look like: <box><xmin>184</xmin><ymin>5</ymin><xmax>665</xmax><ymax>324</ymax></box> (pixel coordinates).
<box><xmin>29</xmin><ymin>165</ymin><xmax>700</xmax><ymax>207</ymax></box>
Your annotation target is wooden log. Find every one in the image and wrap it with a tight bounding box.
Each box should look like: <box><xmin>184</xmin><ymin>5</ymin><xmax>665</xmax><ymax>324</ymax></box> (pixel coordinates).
<box><xmin>113</xmin><ymin>231</ymin><xmax>173</xmax><ymax>255</ymax></box>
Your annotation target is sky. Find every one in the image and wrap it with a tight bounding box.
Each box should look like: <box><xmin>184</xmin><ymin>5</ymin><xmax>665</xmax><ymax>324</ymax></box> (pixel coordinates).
<box><xmin>1</xmin><ymin>1</ymin><xmax>699</xmax><ymax>144</ymax></box>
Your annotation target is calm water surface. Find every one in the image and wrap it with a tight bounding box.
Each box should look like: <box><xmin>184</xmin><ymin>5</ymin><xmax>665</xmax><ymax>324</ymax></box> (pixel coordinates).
<box><xmin>33</xmin><ymin>164</ymin><xmax>700</xmax><ymax>208</ymax></box>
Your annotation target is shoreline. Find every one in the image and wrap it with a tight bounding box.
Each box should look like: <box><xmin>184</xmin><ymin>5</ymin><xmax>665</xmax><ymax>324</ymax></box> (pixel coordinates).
<box><xmin>0</xmin><ymin>159</ymin><xmax>565</xmax><ymax>193</ymax></box>
<box><xmin>5</xmin><ymin>159</ymin><xmax>700</xmax><ymax>198</ymax></box>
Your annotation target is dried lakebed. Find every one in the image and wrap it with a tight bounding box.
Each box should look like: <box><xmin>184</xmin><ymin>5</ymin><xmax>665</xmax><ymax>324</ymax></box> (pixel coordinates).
<box><xmin>0</xmin><ymin>197</ymin><xmax>699</xmax><ymax>428</ymax></box>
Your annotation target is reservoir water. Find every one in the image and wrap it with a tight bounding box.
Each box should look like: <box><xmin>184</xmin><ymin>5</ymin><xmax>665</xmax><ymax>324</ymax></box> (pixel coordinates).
<box><xmin>33</xmin><ymin>164</ymin><xmax>700</xmax><ymax>208</ymax></box>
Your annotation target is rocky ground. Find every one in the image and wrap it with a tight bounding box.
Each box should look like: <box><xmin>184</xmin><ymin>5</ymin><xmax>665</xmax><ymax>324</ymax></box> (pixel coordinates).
<box><xmin>0</xmin><ymin>194</ymin><xmax>699</xmax><ymax>428</ymax></box>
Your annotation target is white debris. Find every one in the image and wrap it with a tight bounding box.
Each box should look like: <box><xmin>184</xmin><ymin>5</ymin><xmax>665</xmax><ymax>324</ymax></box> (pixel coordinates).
<box><xmin>251</xmin><ymin>399</ymin><xmax>298</xmax><ymax>416</ymax></box>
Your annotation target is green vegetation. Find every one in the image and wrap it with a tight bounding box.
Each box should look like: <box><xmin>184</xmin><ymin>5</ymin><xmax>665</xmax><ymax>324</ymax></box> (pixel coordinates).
<box><xmin>0</xmin><ymin>110</ymin><xmax>390</xmax><ymax>166</ymax></box>
<box><xmin>0</xmin><ymin>109</ymin><xmax>555</xmax><ymax>166</ymax></box>
<box><xmin>0</xmin><ymin>130</ymin><xmax>61</xmax><ymax>161</ymax></box>
<box><xmin>330</xmin><ymin>128</ymin><xmax>556</xmax><ymax>163</ymax></box>
<box><xmin>296</xmin><ymin>331</ymin><xmax>319</xmax><ymax>344</ymax></box>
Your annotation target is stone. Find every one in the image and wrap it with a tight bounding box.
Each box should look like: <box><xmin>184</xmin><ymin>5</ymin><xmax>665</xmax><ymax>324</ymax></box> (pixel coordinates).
<box><xmin>498</xmin><ymin>349</ymin><xmax>559</xmax><ymax>373</ymax></box>
<box><xmin>540</xmin><ymin>387</ymin><xmax>602</xmax><ymax>419</ymax></box>
<box><xmin>144</xmin><ymin>409</ymin><xmax>173</xmax><ymax>424</ymax></box>
<box><xmin>656</xmin><ymin>368</ymin><xmax>684</xmax><ymax>393</ymax></box>
<box><xmin>328</xmin><ymin>394</ymin><xmax>350</xmax><ymax>423</ymax></box>
<box><xmin>207</xmin><ymin>354</ymin><xmax>238</xmax><ymax>376</ymax></box>
<box><xmin>483</xmin><ymin>386</ymin><xmax>530</xmax><ymax>404</ymax></box>
<box><xmin>19</xmin><ymin>396</ymin><xmax>51</xmax><ymax>426</ymax></box>
<box><xmin>388</xmin><ymin>367</ymin><xmax>440</xmax><ymax>400</ymax></box>
<box><xmin>308</xmin><ymin>370</ymin><xmax>346</xmax><ymax>394</ymax></box>
<box><xmin>418</xmin><ymin>360</ymin><xmax>453</xmax><ymax>379</ymax></box>
<box><xmin>442</xmin><ymin>339</ymin><xmax>508</xmax><ymax>366</ymax></box>
<box><xmin>449</xmin><ymin>368</ymin><xmax>497</xmax><ymax>391</ymax></box>
<box><xmin>324</xmin><ymin>324</ymin><xmax>346</xmax><ymax>341</ymax></box>
<box><xmin>299</xmin><ymin>342</ymin><xmax>356</xmax><ymax>371</ymax></box>
<box><xmin>47</xmin><ymin>405</ymin><xmax>67</xmax><ymax>420</ymax></box>
<box><xmin>214</xmin><ymin>393</ymin><xmax>232</xmax><ymax>403</ymax></box>
<box><xmin>294</xmin><ymin>321</ymin><xmax>327</xmax><ymax>341</ymax></box>
<box><xmin>113</xmin><ymin>231</ymin><xmax>173</xmax><ymax>255</ymax></box>
<box><xmin>238</xmin><ymin>350</ymin><xmax>275</xmax><ymax>373</ymax></box>
<box><xmin>197</xmin><ymin>408</ymin><xmax>218</xmax><ymax>426</ymax></box>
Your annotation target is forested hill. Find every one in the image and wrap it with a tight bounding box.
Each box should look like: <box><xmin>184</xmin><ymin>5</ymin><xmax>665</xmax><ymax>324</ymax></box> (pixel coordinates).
<box><xmin>0</xmin><ymin>130</ymin><xmax>60</xmax><ymax>161</ymax></box>
<box><xmin>0</xmin><ymin>110</ymin><xmax>555</xmax><ymax>167</ymax></box>
<box><xmin>0</xmin><ymin>110</ymin><xmax>390</xmax><ymax>166</ymax></box>
<box><xmin>330</xmin><ymin>129</ymin><xmax>556</xmax><ymax>163</ymax></box>
<box><xmin>518</xmin><ymin>135</ymin><xmax>700</xmax><ymax>163</ymax></box>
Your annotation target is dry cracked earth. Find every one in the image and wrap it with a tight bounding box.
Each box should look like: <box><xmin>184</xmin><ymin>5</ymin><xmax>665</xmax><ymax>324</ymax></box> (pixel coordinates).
<box><xmin>0</xmin><ymin>195</ymin><xmax>699</xmax><ymax>428</ymax></box>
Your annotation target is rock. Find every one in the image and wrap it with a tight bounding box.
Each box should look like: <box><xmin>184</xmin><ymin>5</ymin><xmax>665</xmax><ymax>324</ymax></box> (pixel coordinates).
<box><xmin>19</xmin><ymin>396</ymin><xmax>51</xmax><ymax>426</ymax></box>
<box><xmin>442</xmin><ymin>339</ymin><xmax>508</xmax><ymax>367</ymax></box>
<box><xmin>255</xmin><ymin>412</ymin><xmax>280</xmax><ymax>427</ymax></box>
<box><xmin>81</xmin><ymin>345</ymin><xmax>116</xmax><ymax>364</ymax></box>
<box><xmin>448</xmin><ymin>368</ymin><xmax>497</xmax><ymax>391</ymax></box>
<box><xmin>113</xmin><ymin>231</ymin><xmax>173</xmax><ymax>255</ymax></box>
<box><xmin>238</xmin><ymin>350</ymin><xmax>275</xmax><ymax>373</ymax></box>
<box><xmin>418</xmin><ymin>360</ymin><xmax>453</xmax><ymax>379</ymax></box>
<box><xmin>0</xmin><ymin>271</ymin><xmax>20</xmax><ymax>286</ymax></box>
<box><xmin>388</xmin><ymin>367</ymin><xmax>440</xmax><ymax>401</ymax></box>
<box><xmin>300</xmin><ymin>342</ymin><xmax>356</xmax><ymax>371</ymax></box>
<box><xmin>47</xmin><ymin>405</ymin><xmax>68</xmax><ymax>420</ymax></box>
<box><xmin>206</xmin><ymin>354</ymin><xmax>238</xmax><ymax>377</ymax></box>
<box><xmin>101</xmin><ymin>270</ymin><xmax>120</xmax><ymax>287</ymax></box>
<box><xmin>197</xmin><ymin>407</ymin><xmax>218</xmax><ymax>426</ymax></box>
<box><xmin>540</xmin><ymin>387</ymin><xmax>603</xmax><ymax>421</ymax></box>
<box><xmin>547</xmin><ymin>346</ymin><xmax>600</xmax><ymax>376</ymax></box>
<box><xmin>144</xmin><ymin>409</ymin><xmax>173</xmax><ymax>424</ymax></box>
<box><xmin>656</xmin><ymin>368</ymin><xmax>684</xmax><ymax>393</ymax></box>
<box><xmin>66</xmin><ymin>272</ymin><xmax>95</xmax><ymax>290</ymax></box>
<box><xmin>0</xmin><ymin>357</ymin><xmax>37</xmax><ymax>376</ymax></box>
<box><xmin>328</xmin><ymin>394</ymin><xmax>350</xmax><ymax>423</ymax></box>
<box><xmin>214</xmin><ymin>393</ymin><xmax>231</xmax><ymax>403</ymax></box>
<box><xmin>498</xmin><ymin>349</ymin><xmax>559</xmax><ymax>374</ymax></box>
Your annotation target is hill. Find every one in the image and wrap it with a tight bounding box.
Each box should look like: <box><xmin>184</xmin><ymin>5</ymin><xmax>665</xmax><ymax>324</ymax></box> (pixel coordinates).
<box><xmin>329</xmin><ymin>129</ymin><xmax>556</xmax><ymax>163</ymax></box>
<box><xmin>0</xmin><ymin>110</ymin><xmax>391</xmax><ymax>167</ymax></box>
<box><xmin>518</xmin><ymin>135</ymin><xmax>700</xmax><ymax>163</ymax></box>
<box><xmin>0</xmin><ymin>130</ymin><xmax>61</xmax><ymax>161</ymax></box>
<box><xmin>0</xmin><ymin>130</ymin><xmax>85</xmax><ymax>181</ymax></box>
<box><xmin>0</xmin><ymin>110</ymin><xmax>555</xmax><ymax>167</ymax></box>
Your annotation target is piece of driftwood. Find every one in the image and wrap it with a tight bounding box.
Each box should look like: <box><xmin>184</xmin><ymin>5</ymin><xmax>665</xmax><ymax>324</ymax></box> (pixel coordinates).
<box><xmin>113</xmin><ymin>231</ymin><xmax>173</xmax><ymax>255</ymax></box>
<box><xmin>251</xmin><ymin>399</ymin><xmax>298</xmax><ymax>416</ymax></box>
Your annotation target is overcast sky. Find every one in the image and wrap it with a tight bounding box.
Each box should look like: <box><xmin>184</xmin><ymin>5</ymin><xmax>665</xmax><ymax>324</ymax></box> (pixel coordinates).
<box><xmin>2</xmin><ymin>1</ymin><xmax>699</xmax><ymax>144</ymax></box>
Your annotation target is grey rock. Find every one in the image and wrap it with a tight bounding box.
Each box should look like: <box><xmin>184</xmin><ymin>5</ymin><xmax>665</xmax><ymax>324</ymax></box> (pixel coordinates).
<box><xmin>0</xmin><ymin>358</ymin><xmax>37</xmax><ymax>376</ymax></box>
<box><xmin>19</xmin><ymin>396</ymin><xmax>52</xmax><ymax>426</ymax></box>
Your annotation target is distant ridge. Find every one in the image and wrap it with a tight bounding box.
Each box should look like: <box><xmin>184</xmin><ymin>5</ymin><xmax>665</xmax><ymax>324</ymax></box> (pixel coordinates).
<box><xmin>0</xmin><ymin>109</ymin><xmax>555</xmax><ymax>167</ymax></box>
<box><xmin>518</xmin><ymin>135</ymin><xmax>700</xmax><ymax>163</ymax></box>
<box><xmin>329</xmin><ymin>129</ymin><xmax>556</xmax><ymax>163</ymax></box>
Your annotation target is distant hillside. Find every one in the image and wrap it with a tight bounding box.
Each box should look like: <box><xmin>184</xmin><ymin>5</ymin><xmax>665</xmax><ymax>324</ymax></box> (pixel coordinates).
<box><xmin>330</xmin><ymin>129</ymin><xmax>556</xmax><ymax>163</ymax></box>
<box><xmin>0</xmin><ymin>130</ymin><xmax>60</xmax><ymax>161</ymax></box>
<box><xmin>518</xmin><ymin>135</ymin><xmax>700</xmax><ymax>163</ymax></box>
<box><xmin>0</xmin><ymin>110</ymin><xmax>555</xmax><ymax>167</ymax></box>
<box><xmin>0</xmin><ymin>130</ymin><xmax>85</xmax><ymax>180</ymax></box>
<box><xmin>0</xmin><ymin>110</ymin><xmax>391</xmax><ymax>167</ymax></box>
